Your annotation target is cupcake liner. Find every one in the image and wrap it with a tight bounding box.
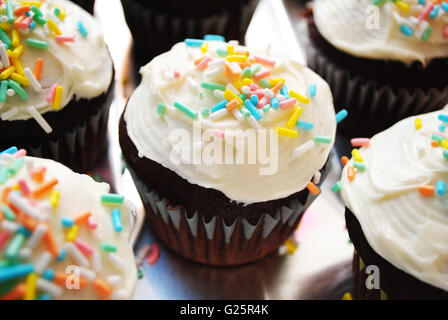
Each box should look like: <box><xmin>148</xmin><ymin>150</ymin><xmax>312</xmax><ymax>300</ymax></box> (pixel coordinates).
<box><xmin>0</xmin><ymin>82</ymin><xmax>114</xmax><ymax>173</ymax></box>
<box><xmin>306</xmin><ymin>44</ymin><xmax>448</xmax><ymax>138</ymax></box>
<box><xmin>122</xmin><ymin>0</ymin><xmax>259</xmax><ymax>63</ymax></box>
<box><xmin>70</xmin><ymin>0</ymin><xmax>95</xmax><ymax>14</ymax></box>
<box><xmin>125</xmin><ymin>154</ymin><xmax>332</xmax><ymax>266</ymax></box>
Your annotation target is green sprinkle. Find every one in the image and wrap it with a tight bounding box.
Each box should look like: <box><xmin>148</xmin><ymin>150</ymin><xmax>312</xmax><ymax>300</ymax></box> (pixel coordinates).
<box><xmin>240</xmin><ymin>106</ymin><xmax>251</xmax><ymax>118</ymax></box>
<box><xmin>33</xmin><ymin>15</ymin><xmax>47</xmax><ymax>26</ymax></box>
<box><xmin>259</xmin><ymin>78</ymin><xmax>271</xmax><ymax>89</ymax></box>
<box><xmin>443</xmin><ymin>150</ymin><xmax>448</xmax><ymax>159</ymax></box>
<box><xmin>5</xmin><ymin>233</ymin><xmax>26</xmax><ymax>261</ymax></box>
<box><xmin>239</xmin><ymin>93</ymin><xmax>247</xmax><ymax>101</ymax></box>
<box><xmin>216</xmin><ymin>49</ymin><xmax>229</xmax><ymax>57</ymax></box>
<box><xmin>432</xmin><ymin>134</ymin><xmax>444</xmax><ymax>143</ymax></box>
<box><xmin>0</xmin><ymin>81</ymin><xmax>8</xmax><ymax>103</ymax></box>
<box><xmin>54</xmin><ymin>8</ymin><xmax>61</xmax><ymax>18</ymax></box>
<box><xmin>101</xmin><ymin>194</ymin><xmax>124</xmax><ymax>204</ymax></box>
<box><xmin>8</xmin><ymin>157</ymin><xmax>25</xmax><ymax>175</ymax></box>
<box><xmin>421</xmin><ymin>26</ymin><xmax>432</xmax><ymax>41</ymax></box>
<box><xmin>25</xmin><ymin>39</ymin><xmax>49</xmax><ymax>50</ymax></box>
<box><xmin>2</xmin><ymin>206</ymin><xmax>16</xmax><ymax>221</ymax></box>
<box><xmin>314</xmin><ymin>135</ymin><xmax>332</xmax><ymax>144</ymax></box>
<box><xmin>156</xmin><ymin>103</ymin><xmax>166</xmax><ymax>116</ymax></box>
<box><xmin>100</xmin><ymin>243</ymin><xmax>117</xmax><ymax>252</ymax></box>
<box><xmin>262</xmin><ymin>104</ymin><xmax>271</xmax><ymax>113</ymax></box>
<box><xmin>8</xmin><ymin>80</ymin><xmax>28</xmax><ymax>100</ymax></box>
<box><xmin>201</xmin><ymin>108</ymin><xmax>210</xmax><ymax>118</ymax></box>
<box><xmin>251</xmin><ymin>64</ymin><xmax>262</xmax><ymax>75</ymax></box>
<box><xmin>5</xmin><ymin>1</ymin><xmax>14</xmax><ymax>24</ymax></box>
<box><xmin>331</xmin><ymin>181</ymin><xmax>342</xmax><ymax>193</ymax></box>
<box><xmin>199</xmin><ymin>92</ymin><xmax>204</xmax><ymax>99</ymax></box>
<box><xmin>31</xmin><ymin>5</ymin><xmax>44</xmax><ymax>17</ymax></box>
<box><xmin>242</xmin><ymin>67</ymin><xmax>252</xmax><ymax>78</ymax></box>
<box><xmin>0</xmin><ymin>167</ymin><xmax>7</xmax><ymax>184</ymax></box>
<box><xmin>173</xmin><ymin>101</ymin><xmax>198</xmax><ymax>119</ymax></box>
<box><xmin>0</xmin><ymin>29</ymin><xmax>12</xmax><ymax>48</ymax></box>
<box><xmin>200</xmin><ymin>81</ymin><xmax>226</xmax><ymax>91</ymax></box>
<box><xmin>353</xmin><ymin>161</ymin><xmax>366</xmax><ymax>172</ymax></box>
<box><xmin>137</xmin><ymin>269</ymin><xmax>143</xmax><ymax>280</ymax></box>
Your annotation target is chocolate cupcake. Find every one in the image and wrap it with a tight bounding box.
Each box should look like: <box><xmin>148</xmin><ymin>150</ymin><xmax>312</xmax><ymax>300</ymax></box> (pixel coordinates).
<box><xmin>120</xmin><ymin>40</ymin><xmax>339</xmax><ymax>266</ymax></box>
<box><xmin>0</xmin><ymin>149</ymin><xmax>137</xmax><ymax>300</ymax></box>
<box><xmin>70</xmin><ymin>0</ymin><xmax>95</xmax><ymax>14</ymax></box>
<box><xmin>121</xmin><ymin>0</ymin><xmax>259</xmax><ymax>66</ymax></box>
<box><xmin>307</xmin><ymin>0</ymin><xmax>448</xmax><ymax>137</ymax></box>
<box><xmin>338</xmin><ymin>111</ymin><xmax>448</xmax><ymax>299</ymax></box>
<box><xmin>0</xmin><ymin>0</ymin><xmax>114</xmax><ymax>173</ymax></box>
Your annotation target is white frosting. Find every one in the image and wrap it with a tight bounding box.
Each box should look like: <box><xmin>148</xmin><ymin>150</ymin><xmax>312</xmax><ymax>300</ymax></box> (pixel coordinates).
<box><xmin>313</xmin><ymin>0</ymin><xmax>448</xmax><ymax>65</ymax></box>
<box><xmin>0</xmin><ymin>156</ymin><xmax>137</xmax><ymax>299</ymax></box>
<box><xmin>0</xmin><ymin>0</ymin><xmax>113</xmax><ymax>121</ymax></box>
<box><xmin>341</xmin><ymin>111</ymin><xmax>448</xmax><ymax>291</ymax></box>
<box><xmin>124</xmin><ymin>42</ymin><xmax>336</xmax><ymax>204</ymax></box>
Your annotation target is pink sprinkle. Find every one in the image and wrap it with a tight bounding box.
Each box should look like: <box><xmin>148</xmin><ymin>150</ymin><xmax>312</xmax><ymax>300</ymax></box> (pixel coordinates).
<box><xmin>74</xmin><ymin>239</ymin><xmax>94</xmax><ymax>257</ymax></box>
<box><xmin>198</xmin><ymin>56</ymin><xmax>212</xmax><ymax>70</ymax></box>
<box><xmin>418</xmin><ymin>3</ymin><xmax>434</xmax><ymax>22</ymax></box>
<box><xmin>0</xmin><ymin>231</ymin><xmax>10</xmax><ymax>252</ymax></box>
<box><xmin>253</xmin><ymin>89</ymin><xmax>265</xmax><ymax>98</ymax></box>
<box><xmin>13</xmin><ymin>149</ymin><xmax>26</xmax><ymax>158</ymax></box>
<box><xmin>257</xmin><ymin>96</ymin><xmax>269</xmax><ymax>108</ymax></box>
<box><xmin>173</xmin><ymin>70</ymin><xmax>180</xmax><ymax>78</ymax></box>
<box><xmin>86</xmin><ymin>217</ymin><xmax>97</xmax><ymax>230</ymax></box>
<box><xmin>279</xmin><ymin>98</ymin><xmax>297</xmax><ymax>109</ymax></box>
<box><xmin>46</xmin><ymin>84</ymin><xmax>58</xmax><ymax>103</ymax></box>
<box><xmin>20</xmin><ymin>17</ymin><xmax>32</xmax><ymax>29</ymax></box>
<box><xmin>253</xmin><ymin>70</ymin><xmax>271</xmax><ymax>81</ymax></box>
<box><xmin>55</xmin><ymin>36</ymin><xmax>75</xmax><ymax>44</ymax></box>
<box><xmin>253</xmin><ymin>55</ymin><xmax>276</xmax><ymax>67</ymax></box>
<box><xmin>443</xmin><ymin>26</ymin><xmax>448</xmax><ymax>38</ymax></box>
<box><xmin>213</xmin><ymin>129</ymin><xmax>225</xmax><ymax>139</ymax></box>
<box><xmin>146</xmin><ymin>243</ymin><xmax>160</xmax><ymax>266</ymax></box>
<box><xmin>351</xmin><ymin>138</ymin><xmax>371</xmax><ymax>147</ymax></box>
<box><xmin>249</xmin><ymin>83</ymin><xmax>260</xmax><ymax>91</ymax></box>
<box><xmin>18</xmin><ymin>179</ymin><xmax>30</xmax><ymax>196</ymax></box>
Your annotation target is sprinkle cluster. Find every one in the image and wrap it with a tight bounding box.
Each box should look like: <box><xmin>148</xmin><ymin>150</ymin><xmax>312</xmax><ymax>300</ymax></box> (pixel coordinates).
<box><xmin>0</xmin><ymin>147</ymin><xmax>128</xmax><ymax>300</ymax></box>
<box><xmin>333</xmin><ymin>113</ymin><xmax>448</xmax><ymax>207</ymax></box>
<box><xmin>0</xmin><ymin>0</ymin><xmax>89</xmax><ymax>134</ymax></box>
<box><xmin>374</xmin><ymin>0</ymin><xmax>448</xmax><ymax>40</ymax></box>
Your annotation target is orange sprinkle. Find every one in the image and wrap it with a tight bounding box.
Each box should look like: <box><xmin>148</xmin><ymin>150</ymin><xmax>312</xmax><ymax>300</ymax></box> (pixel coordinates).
<box><xmin>33</xmin><ymin>58</ymin><xmax>43</xmax><ymax>81</ymax></box>
<box><xmin>13</xmin><ymin>15</ymin><xmax>25</xmax><ymax>29</ymax></box>
<box><xmin>226</xmin><ymin>99</ymin><xmax>240</xmax><ymax>111</ymax></box>
<box><xmin>20</xmin><ymin>216</ymin><xmax>38</xmax><ymax>232</ymax></box>
<box><xmin>74</xmin><ymin>211</ymin><xmax>92</xmax><ymax>224</ymax></box>
<box><xmin>43</xmin><ymin>226</ymin><xmax>59</xmax><ymax>257</ymax></box>
<box><xmin>418</xmin><ymin>185</ymin><xmax>435</xmax><ymax>197</ymax></box>
<box><xmin>224</xmin><ymin>62</ymin><xmax>240</xmax><ymax>78</ymax></box>
<box><xmin>194</xmin><ymin>55</ymin><xmax>208</xmax><ymax>66</ymax></box>
<box><xmin>234</xmin><ymin>50</ymin><xmax>250</xmax><ymax>56</ymax></box>
<box><xmin>431</xmin><ymin>140</ymin><xmax>439</xmax><ymax>147</ymax></box>
<box><xmin>1</xmin><ymin>186</ymin><xmax>12</xmax><ymax>206</ymax></box>
<box><xmin>0</xmin><ymin>283</ymin><xmax>26</xmax><ymax>300</ymax></box>
<box><xmin>306</xmin><ymin>182</ymin><xmax>320</xmax><ymax>195</ymax></box>
<box><xmin>347</xmin><ymin>166</ymin><xmax>356</xmax><ymax>181</ymax></box>
<box><xmin>13</xmin><ymin>5</ymin><xmax>31</xmax><ymax>17</ymax></box>
<box><xmin>31</xmin><ymin>178</ymin><xmax>58</xmax><ymax>198</ymax></box>
<box><xmin>53</xmin><ymin>272</ymin><xmax>87</xmax><ymax>289</ymax></box>
<box><xmin>341</xmin><ymin>156</ymin><xmax>349</xmax><ymax>166</ymax></box>
<box><xmin>31</xmin><ymin>166</ymin><xmax>46</xmax><ymax>183</ymax></box>
<box><xmin>272</xmin><ymin>81</ymin><xmax>284</xmax><ymax>94</ymax></box>
<box><xmin>93</xmin><ymin>279</ymin><xmax>113</xmax><ymax>299</ymax></box>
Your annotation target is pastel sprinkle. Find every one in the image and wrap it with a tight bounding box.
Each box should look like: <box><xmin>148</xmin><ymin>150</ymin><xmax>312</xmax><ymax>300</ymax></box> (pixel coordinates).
<box><xmin>174</xmin><ymin>101</ymin><xmax>199</xmax><ymax>119</ymax></box>
<box><xmin>336</xmin><ymin>109</ymin><xmax>348</xmax><ymax>124</ymax></box>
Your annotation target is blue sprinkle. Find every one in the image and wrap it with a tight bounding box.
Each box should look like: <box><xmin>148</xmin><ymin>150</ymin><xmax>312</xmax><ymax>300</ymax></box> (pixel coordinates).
<box><xmin>211</xmin><ymin>100</ymin><xmax>227</xmax><ymax>113</ymax></box>
<box><xmin>419</xmin><ymin>0</ymin><xmax>426</xmax><ymax>5</ymax></box>
<box><xmin>77</xmin><ymin>21</ymin><xmax>88</xmax><ymax>37</ymax></box>
<box><xmin>436</xmin><ymin>181</ymin><xmax>446</xmax><ymax>195</ymax></box>
<box><xmin>442</xmin><ymin>1</ymin><xmax>448</xmax><ymax>12</ymax></box>
<box><xmin>280</xmin><ymin>86</ymin><xmax>289</xmax><ymax>99</ymax></box>
<box><xmin>42</xmin><ymin>269</ymin><xmax>55</xmax><ymax>281</ymax></box>
<box><xmin>29</xmin><ymin>21</ymin><xmax>37</xmax><ymax>30</ymax></box>
<box><xmin>309</xmin><ymin>83</ymin><xmax>316</xmax><ymax>98</ymax></box>
<box><xmin>112</xmin><ymin>208</ymin><xmax>123</xmax><ymax>233</ymax></box>
<box><xmin>400</xmin><ymin>24</ymin><xmax>414</xmax><ymax>37</ymax></box>
<box><xmin>438</xmin><ymin>114</ymin><xmax>448</xmax><ymax>123</ymax></box>
<box><xmin>61</xmin><ymin>217</ymin><xmax>74</xmax><ymax>228</ymax></box>
<box><xmin>184</xmin><ymin>38</ymin><xmax>204</xmax><ymax>47</ymax></box>
<box><xmin>0</xmin><ymin>146</ymin><xmax>18</xmax><ymax>155</ymax></box>
<box><xmin>430</xmin><ymin>5</ymin><xmax>440</xmax><ymax>19</ymax></box>
<box><xmin>56</xmin><ymin>249</ymin><xmax>67</xmax><ymax>262</ymax></box>
<box><xmin>250</xmin><ymin>94</ymin><xmax>259</xmax><ymax>105</ymax></box>
<box><xmin>244</xmin><ymin>99</ymin><xmax>262</xmax><ymax>121</ymax></box>
<box><xmin>439</xmin><ymin>124</ymin><xmax>446</xmax><ymax>132</ymax></box>
<box><xmin>17</xmin><ymin>226</ymin><xmax>31</xmax><ymax>238</ymax></box>
<box><xmin>271</xmin><ymin>98</ymin><xmax>280</xmax><ymax>109</ymax></box>
<box><xmin>297</xmin><ymin>120</ymin><xmax>314</xmax><ymax>130</ymax></box>
<box><xmin>336</xmin><ymin>109</ymin><xmax>348</xmax><ymax>124</ymax></box>
<box><xmin>204</xmin><ymin>34</ymin><xmax>226</xmax><ymax>42</ymax></box>
<box><xmin>39</xmin><ymin>294</ymin><xmax>51</xmax><ymax>300</ymax></box>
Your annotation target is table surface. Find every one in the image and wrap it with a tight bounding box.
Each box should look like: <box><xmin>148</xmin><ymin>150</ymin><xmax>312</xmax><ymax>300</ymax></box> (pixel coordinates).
<box><xmin>92</xmin><ymin>0</ymin><xmax>355</xmax><ymax>300</ymax></box>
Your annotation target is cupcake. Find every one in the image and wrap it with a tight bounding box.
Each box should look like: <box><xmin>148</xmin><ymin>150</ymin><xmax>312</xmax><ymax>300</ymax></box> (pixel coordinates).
<box><xmin>307</xmin><ymin>0</ymin><xmax>448</xmax><ymax>138</ymax></box>
<box><xmin>0</xmin><ymin>148</ymin><xmax>137</xmax><ymax>300</ymax></box>
<box><xmin>121</xmin><ymin>0</ymin><xmax>259</xmax><ymax>66</ymax></box>
<box><xmin>338</xmin><ymin>111</ymin><xmax>448</xmax><ymax>299</ymax></box>
<box><xmin>0</xmin><ymin>0</ymin><xmax>114</xmax><ymax>173</ymax></box>
<box><xmin>70</xmin><ymin>0</ymin><xmax>95</xmax><ymax>14</ymax></box>
<box><xmin>119</xmin><ymin>40</ymin><xmax>338</xmax><ymax>266</ymax></box>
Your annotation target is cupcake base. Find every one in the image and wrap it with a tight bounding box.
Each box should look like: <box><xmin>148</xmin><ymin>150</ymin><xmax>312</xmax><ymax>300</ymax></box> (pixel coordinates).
<box><xmin>346</xmin><ymin>209</ymin><xmax>448</xmax><ymax>300</ymax></box>
<box><xmin>119</xmin><ymin>113</ymin><xmax>332</xmax><ymax>266</ymax></box>
<box><xmin>0</xmin><ymin>75</ymin><xmax>114</xmax><ymax>173</ymax></box>
<box><xmin>306</xmin><ymin>15</ymin><xmax>448</xmax><ymax>138</ymax></box>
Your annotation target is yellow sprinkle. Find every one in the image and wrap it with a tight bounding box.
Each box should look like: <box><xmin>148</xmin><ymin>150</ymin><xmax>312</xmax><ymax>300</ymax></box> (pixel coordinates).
<box><xmin>53</xmin><ymin>86</ymin><xmax>63</xmax><ymax>110</ymax></box>
<box><xmin>46</xmin><ymin>19</ymin><xmax>62</xmax><ymax>36</ymax></box>
<box><xmin>227</xmin><ymin>44</ymin><xmax>234</xmax><ymax>55</ymax></box>
<box><xmin>50</xmin><ymin>190</ymin><xmax>60</xmax><ymax>209</ymax></box>
<box><xmin>290</xmin><ymin>90</ymin><xmax>310</xmax><ymax>105</ymax></box>
<box><xmin>24</xmin><ymin>273</ymin><xmax>37</xmax><ymax>300</ymax></box>
<box><xmin>200</xmin><ymin>41</ymin><xmax>208</xmax><ymax>53</ymax></box>
<box><xmin>359</xmin><ymin>257</ymin><xmax>366</xmax><ymax>271</ymax></box>
<box><xmin>284</xmin><ymin>239</ymin><xmax>298</xmax><ymax>255</ymax></box>
<box><xmin>11</xmin><ymin>57</ymin><xmax>24</xmax><ymax>76</ymax></box>
<box><xmin>11</xmin><ymin>73</ymin><xmax>29</xmax><ymax>86</ymax></box>
<box><xmin>352</xmin><ymin>148</ymin><xmax>363</xmax><ymax>163</ymax></box>
<box><xmin>0</xmin><ymin>23</ymin><xmax>12</xmax><ymax>31</ymax></box>
<box><xmin>11</xmin><ymin>45</ymin><xmax>23</xmax><ymax>58</ymax></box>
<box><xmin>66</xmin><ymin>224</ymin><xmax>79</xmax><ymax>242</ymax></box>
<box><xmin>223</xmin><ymin>88</ymin><xmax>242</xmax><ymax>104</ymax></box>
<box><xmin>21</xmin><ymin>1</ymin><xmax>42</xmax><ymax>8</ymax></box>
<box><xmin>11</xmin><ymin>30</ymin><xmax>20</xmax><ymax>47</ymax></box>
<box><xmin>380</xmin><ymin>290</ymin><xmax>388</xmax><ymax>300</ymax></box>
<box><xmin>0</xmin><ymin>66</ymin><xmax>15</xmax><ymax>80</ymax></box>
<box><xmin>342</xmin><ymin>292</ymin><xmax>353</xmax><ymax>300</ymax></box>
<box><xmin>226</xmin><ymin>55</ymin><xmax>247</xmax><ymax>63</ymax></box>
<box><xmin>233</xmin><ymin>79</ymin><xmax>242</xmax><ymax>90</ymax></box>
<box><xmin>57</xmin><ymin>8</ymin><xmax>66</xmax><ymax>20</ymax></box>
<box><xmin>12</xmin><ymin>183</ymin><xmax>20</xmax><ymax>190</ymax></box>
<box><xmin>242</xmin><ymin>78</ymin><xmax>253</xmax><ymax>86</ymax></box>
<box><xmin>269</xmin><ymin>78</ymin><xmax>285</xmax><ymax>86</ymax></box>
<box><xmin>276</xmin><ymin>127</ymin><xmax>298</xmax><ymax>138</ymax></box>
<box><xmin>415</xmin><ymin>118</ymin><xmax>422</xmax><ymax>130</ymax></box>
<box><xmin>442</xmin><ymin>139</ymin><xmax>448</xmax><ymax>150</ymax></box>
<box><xmin>396</xmin><ymin>1</ymin><xmax>410</xmax><ymax>12</ymax></box>
<box><xmin>286</xmin><ymin>106</ymin><xmax>303</xmax><ymax>129</ymax></box>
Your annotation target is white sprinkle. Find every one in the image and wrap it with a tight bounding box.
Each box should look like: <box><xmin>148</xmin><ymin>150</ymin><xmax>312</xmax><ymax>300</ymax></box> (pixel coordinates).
<box><xmin>241</xmin><ymin>86</ymin><xmax>251</xmax><ymax>94</ymax></box>
<box><xmin>37</xmin><ymin>278</ymin><xmax>63</xmax><ymax>298</ymax></box>
<box><xmin>1</xmin><ymin>107</ymin><xmax>18</xmax><ymax>120</ymax></box>
<box><xmin>27</xmin><ymin>224</ymin><xmax>48</xmax><ymax>249</ymax></box>
<box><xmin>111</xmin><ymin>290</ymin><xmax>127</xmax><ymax>300</ymax></box>
<box><xmin>1</xmin><ymin>220</ymin><xmax>19</xmax><ymax>233</ymax></box>
<box><xmin>8</xmin><ymin>192</ymin><xmax>41</xmax><ymax>220</ymax></box>
<box><xmin>208</xmin><ymin>108</ymin><xmax>228</xmax><ymax>121</ymax></box>
<box><xmin>208</xmin><ymin>58</ymin><xmax>226</xmax><ymax>68</ymax></box>
<box><xmin>230</xmin><ymin>62</ymin><xmax>242</xmax><ymax>74</ymax></box>
<box><xmin>27</xmin><ymin>106</ymin><xmax>53</xmax><ymax>134</ymax></box>
<box><xmin>213</xmin><ymin>89</ymin><xmax>225</xmax><ymax>99</ymax></box>
<box><xmin>35</xmin><ymin>251</ymin><xmax>52</xmax><ymax>274</ymax></box>
<box><xmin>229</xmin><ymin>40</ymin><xmax>239</xmax><ymax>46</ymax></box>
<box><xmin>186</xmin><ymin>76</ymin><xmax>198</xmax><ymax>91</ymax></box>
<box><xmin>19</xmin><ymin>247</ymin><xmax>32</xmax><ymax>260</ymax></box>
<box><xmin>0</xmin><ymin>43</ymin><xmax>10</xmax><ymax>68</ymax></box>
<box><xmin>65</xmin><ymin>242</ymin><xmax>90</xmax><ymax>268</ymax></box>
<box><xmin>313</xmin><ymin>171</ymin><xmax>322</xmax><ymax>185</ymax></box>
<box><xmin>72</xmin><ymin>63</ymin><xmax>85</xmax><ymax>74</ymax></box>
<box><xmin>204</xmin><ymin>67</ymin><xmax>224</xmax><ymax>78</ymax></box>
<box><xmin>7</xmin><ymin>89</ymin><xmax>14</xmax><ymax>96</ymax></box>
<box><xmin>292</xmin><ymin>140</ymin><xmax>315</xmax><ymax>158</ymax></box>
<box><xmin>79</xmin><ymin>267</ymin><xmax>96</xmax><ymax>282</ymax></box>
<box><xmin>247</xmin><ymin>115</ymin><xmax>261</xmax><ymax>131</ymax></box>
<box><xmin>278</xmin><ymin>245</ymin><xmax>287</xmax><ymax>256</ymax></box>
<box><xmin>108</xmin><ymin>253</ymin><xmax>124</xmax><ymax>270</ymax></box>
<box><xmin>232</xmin><ymin>108</ymin><xmax>245</xmax><ymax>122</ymax></box>
<box><xmin>276</xmin><ymin>94</ymin><xmax>285</xmax><ymax>102</ymax></box>
<box><xmin>91</xmin><ymin>251</ymin><xmax>102</xmax><ymax>272</ymax></box>
<box><xmin>226</xmin><ymin>84</ymin><xmax>240</xmax><ymax>95</ymax></box>
<box><xmin>107</xmin><ymin>275</ymin><xmax>122</xmax><ymax>287</ymax></box>
<box><xmin>24</xmin><ymin>68</ymin><xmax>42</xmax><ymax>92</ymax></box>
<box><xmin>264</xmin><ymin>89</ymin><xmax>274</xmax><ymax>98</ymax></box>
